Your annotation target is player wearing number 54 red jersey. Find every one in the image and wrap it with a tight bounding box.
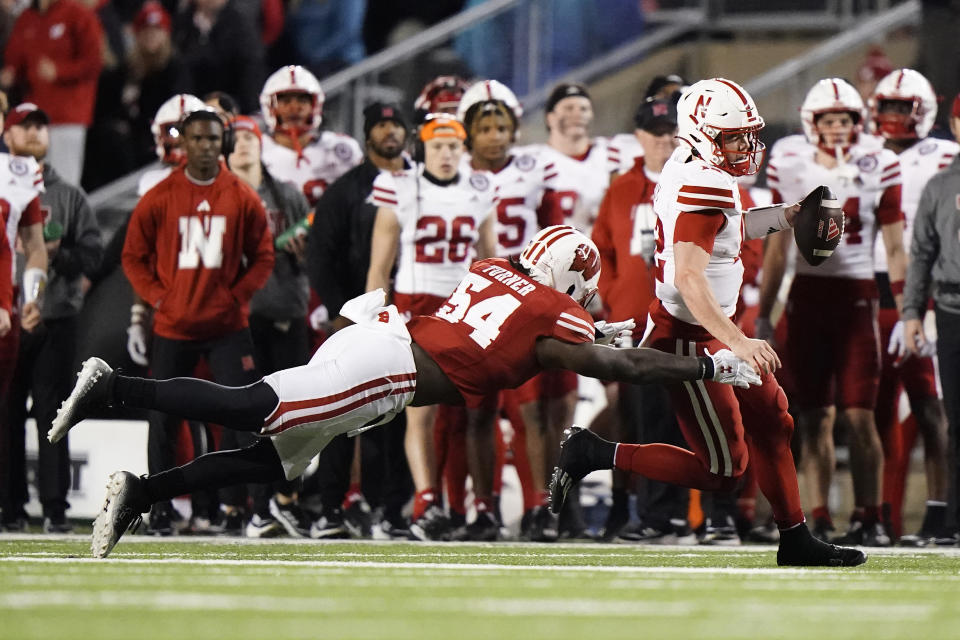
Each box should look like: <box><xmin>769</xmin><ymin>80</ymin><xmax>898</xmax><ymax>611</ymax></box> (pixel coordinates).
<box><xmin>759</xmin><ymin>78</ymin><xmax>907</xmax><ymax>547</ymax></box>
<box><xmin>50</xmin><ymin>224</ymin><xmax>761</xmax><ymax>558</ymax></box>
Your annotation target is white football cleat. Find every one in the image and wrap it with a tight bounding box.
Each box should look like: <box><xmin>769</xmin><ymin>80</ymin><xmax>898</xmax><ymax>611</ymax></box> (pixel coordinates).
<box><xmin>48</xmin><ymin>357</ymin><xmax>114</xmax><ymax>443</ymax></box>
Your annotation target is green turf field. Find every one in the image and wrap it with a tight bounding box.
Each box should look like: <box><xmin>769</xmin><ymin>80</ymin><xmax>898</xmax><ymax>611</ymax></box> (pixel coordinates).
<box><xmin>2</xmin><ymin>535</ymin><xmax>959</xmax><ymax>640</ymax></box>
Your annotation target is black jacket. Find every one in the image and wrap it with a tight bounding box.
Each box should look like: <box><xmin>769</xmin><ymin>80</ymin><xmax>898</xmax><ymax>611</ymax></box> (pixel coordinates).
<box><xmin>307</xmin><ymin>158</ymin><xmax>409</xmax><ymax>318</ymax></box>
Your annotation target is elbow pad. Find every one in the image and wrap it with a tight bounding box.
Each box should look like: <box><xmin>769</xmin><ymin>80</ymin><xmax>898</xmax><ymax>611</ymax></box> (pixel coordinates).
<box><xmin>743</xmin><ymin>205</ymin><xmax>791</xmax><ymax>240</ymax></box>
<box><xmin>22</xmin><ymin>267</ymin><xmax>47</xmax><ymax>305</ymax></box>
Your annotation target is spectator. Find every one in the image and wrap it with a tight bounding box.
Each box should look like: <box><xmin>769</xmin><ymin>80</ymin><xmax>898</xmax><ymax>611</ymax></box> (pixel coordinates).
<box><xmin>124</xmin><ymin>2</ymin><xmax>192</xmax><ymax>167</ymax></box>
<box><xmin>1</xmin><ymin>0</ymin><xmax>103</xmax><ymax>185</ymax></box>
<box><xmin>903</xmin><ymin>94</ymin><xmax>960</xmax><ymax>546</ymax></box>
<box><xmin>306</xmin><ymin>101</ymin><xmax>411</xmax><ymax>539</ymax></box>
<box><xmin>173</xmin><ymin>0</ymin><xmax>265</xmax><ymax>114</ymax></box>
<box><xmin>227</xmin><ymin>115</ymin><xmax>314</xmax><ymax>539</ymax></box>
<box><xmin>2</xmin><ymin>103</ymin><xmax>101</xmax><ymax>533</ymax></box>
<box><xmin>121</xmin><ymin>107</ymin><xmax>273</xmax><ymax>535</ymax></box>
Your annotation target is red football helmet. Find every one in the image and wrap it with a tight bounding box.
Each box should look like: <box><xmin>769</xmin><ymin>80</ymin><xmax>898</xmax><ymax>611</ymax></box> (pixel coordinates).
<box><xmin>414</xmin><ymin>76</ymin><xmax>470</xmax><ymax>121</ymax></box>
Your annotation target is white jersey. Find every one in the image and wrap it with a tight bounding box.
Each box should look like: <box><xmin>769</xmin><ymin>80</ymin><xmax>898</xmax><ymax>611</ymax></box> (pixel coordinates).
<box><xmin>1</xmin><ymin>153</ymin><xmax>43</xmax><ymax>264</ymax></box>
<box><xmin>527</xmin><ymin>139</ymin><xmax>618</xmax><ymax>233</ymax></box>
<box><xmin>767</xmin><ymin>136</ymin><xmax>902</xmax><ymax>280</ymax></box>
<box><xmin>370</xmin><ymin>166</ymin><xmax>495</xmax><ymax>298</ymax></box>
<box><xmin>873</xmin><ymin>136</ymin><xmax>958</xmax><ymax>272</ymax></box>
<box><xmin>137</xmin><ymin>166</ymin><xmax>173</xmax><ymax>197</ymax></box>
<box><xmin>653</xmin><ymin>147</ymin><xmax>745</xmax><ymax>324</ymax></box>
<box><xmin>261</xmin><ymin>130</ymin><xmax>363</xmax><ymax>206</ymax></box>
<box><xmin>461</xmin><ymin>149</ymin><xmax>557</xmax><ymax>259</ymax></box>
<box><xmin>609</xmin><ymin>133</ymin><xmax>645</xmax><ymax>175</ymax></box>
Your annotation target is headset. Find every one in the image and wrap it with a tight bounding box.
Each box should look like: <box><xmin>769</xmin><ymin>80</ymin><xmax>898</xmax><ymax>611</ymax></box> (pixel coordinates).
<box><xmin>180</xmin><ymin>107</ymin><xmax>235</xmax><ymax>157</ymax></box>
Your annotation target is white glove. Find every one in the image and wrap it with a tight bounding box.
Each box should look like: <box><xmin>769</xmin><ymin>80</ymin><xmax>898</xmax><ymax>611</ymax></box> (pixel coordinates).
<box><xmin>594</xmin><ymin>319</ymin><xmax>636</xmax><ymax>346</ymax></box>
<box><xmin>127</xmin><ymin>323</ymin><xmax>149</xmax><ymax>366</ymax></box>
<box><xmin>918</xmin><ymin>335</ymin><xmax>937</xmax><ymax>359</ymax></box>
<box><xmin>309</xmin><ymin>304</ymin><xmax>330</xmax><ymax>331</ymax></box>
<box><xmin>706</xmin><ymin>348</ymin><xmax>762</xmax><ymax>389</ymax></box>
<box><xmin>887</xmin><ymin>319</ymin><xmax>907</xmax><ymax>359</ymax></box>
<box><xmin>755</xmin><ymin>316</ymin><xmax>775</xmax><ymax>346</ymax></box>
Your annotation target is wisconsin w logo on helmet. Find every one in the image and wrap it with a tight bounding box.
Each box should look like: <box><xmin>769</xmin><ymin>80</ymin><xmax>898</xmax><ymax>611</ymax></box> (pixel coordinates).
<box><xmin>571</xmin><ymin>243</ymin><xmax>600</xmax><ymax>282</ymax></box>
<box><xmin>520</xmin><ymin>225</ymin><xmax>601</xmax><ymax>307</ymax></box>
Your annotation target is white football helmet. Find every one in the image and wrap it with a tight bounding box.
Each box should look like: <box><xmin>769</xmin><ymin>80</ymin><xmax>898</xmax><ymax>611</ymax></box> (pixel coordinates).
<box><xmin>150</xmin><ymin>93</ymin><xmax>205</xmax><ymax>164</ymax></box>
<box><xmin>259</xmin><ymin>65</ymin><xmax>324</xmax><ymax>133</ymax></box>
<box><xmin>800</xmin><ymin>78</ymin><xmax>864</xmax><ymax>152</ymax></box>
<box><xmin>519</xmin><ymin>225</ymin><xmax>601</xmax><ymax>307</ymax></box>
<box><xmin>676</xmin><ymin>78</ymin><xmax>765</xmax><ymax>176</ymax></box>
<box><xmin>456</xmin><ymin>79</ymin><xmax>524</xmax><ymax>124</ymax></box>
<box><xmin>868</xmin><ymin>68</ymin><xmax>937</xmax><ymax>140</ymax></box>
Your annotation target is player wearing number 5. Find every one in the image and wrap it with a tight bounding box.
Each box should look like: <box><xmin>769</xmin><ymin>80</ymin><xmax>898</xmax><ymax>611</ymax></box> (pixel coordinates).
<box><xmin>366</xmin><ymin>113</ymin><xmax>496</xmax><ymax>539</ymax></box>
<box><xmin>758</xmin><ymin>78</ymin><xmax>906</xmax><ymax>546</ymax></box>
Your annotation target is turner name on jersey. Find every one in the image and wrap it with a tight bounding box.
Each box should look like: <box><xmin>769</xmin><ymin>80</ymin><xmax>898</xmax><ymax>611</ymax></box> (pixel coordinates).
<box><xmin>370</xmin><ymin>167</ymin><xmax>495</xmax><ymax>298</ymax></box>
<box><xmin>261</xmin><ymin>131</ymin><xmax>363</xmax><ymax>205</ymax></box>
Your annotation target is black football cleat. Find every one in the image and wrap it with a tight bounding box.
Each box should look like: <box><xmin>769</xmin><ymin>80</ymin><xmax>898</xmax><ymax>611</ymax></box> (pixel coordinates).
<box><xmin>776</xmin><ymin>522</ymin><xmax>867</xmax><ymax>567</ymax></box>
<box><xmin>548</xmin><ymin>426</ymin><xmax>616</xmax><ymax>515</ymax></box>
<box><xmin>49</xmin><ymin>357</ymin><xmax>115</xmax><ymax>444</ymax></box>
<box><xmin>91</xmin><ymin>471</ymin><xmax>149</xmax><ymax>558</ymax></box>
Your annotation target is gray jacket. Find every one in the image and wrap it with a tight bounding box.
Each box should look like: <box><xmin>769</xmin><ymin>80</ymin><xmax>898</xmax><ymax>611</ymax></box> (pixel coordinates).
<box><xmin>19</xmin><ymin>165</ymin><xmax>103</xmax><ymax>320</ymax></box>
<box><xmin>904</xmin><ymin>153</ymin><xmax>960</xmax><ymax>319</ymax></box>
<box><xmin>248</xmin><ymin>171</ymin><xmax>310</xmax><ymax>320</ymax></box>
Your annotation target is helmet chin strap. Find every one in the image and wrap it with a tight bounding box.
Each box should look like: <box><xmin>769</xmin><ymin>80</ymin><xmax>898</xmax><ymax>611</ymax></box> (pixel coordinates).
<box><xmin>277</xmin><ymin>122</ymin><xmax>313</xmax><ymax>167</ymax></box>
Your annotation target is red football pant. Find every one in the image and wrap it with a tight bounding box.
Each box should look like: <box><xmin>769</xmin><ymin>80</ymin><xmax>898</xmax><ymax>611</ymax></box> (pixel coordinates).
<box><xmin>616</xmin><ymin>305</ymin><xmax>804</xmax><ymax>528</ymax></box>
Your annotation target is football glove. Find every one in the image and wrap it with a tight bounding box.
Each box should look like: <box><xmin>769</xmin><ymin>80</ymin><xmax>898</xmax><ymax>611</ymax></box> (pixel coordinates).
<box><xmin>887</xmin><ymin>319</ymin><xmax>907</xmax><ymax>359</ymax></box>
<box><xmin>594</xmin><ymin>319</ymin><xmax>636</xmax><ymax>347</ymax></box>
<box><xmin>706</xmin><ymin>348</ymin><xmax>762</xmax><ymax>389</ymax></box>
<box><xmin>126</xmin><ymin>323</ymin><xmax>149</xmax><ymax>366</ymax></box>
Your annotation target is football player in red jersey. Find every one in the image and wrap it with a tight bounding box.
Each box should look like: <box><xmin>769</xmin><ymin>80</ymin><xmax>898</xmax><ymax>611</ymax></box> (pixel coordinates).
<box><xmin>551</xmin><ymin>79</ymin><xmax>868</xmax><ymax>567</ymax></box>
<box><xmin>51</xmin><ymin>225</ymin><xmax>760</xmax><ymax>558</ymax></box>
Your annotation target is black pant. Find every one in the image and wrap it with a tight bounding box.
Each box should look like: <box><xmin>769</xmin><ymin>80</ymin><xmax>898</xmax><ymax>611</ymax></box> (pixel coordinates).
<box><xmin>618</xmin><ymin>382</ymin><xmax>690</xmax><ymax>526</ymax></box>
<box><xmin>148</xmin><ymin>329</ymin><xmax>261</xmax><ymax>510</ymax></box>
<box><xmin>248</xmin><ymin>314</ymin><xmax>309</xmax><ymax>514</ymax></box>
<box><xmin>3</xmin><ymin>317</ymin><xmax>77</xmax><ymax>519</ymax></box>
<box><xmin>936</xmin><ymin>307</ymin><xmax>960</xmax><ymax>530</ymax></box>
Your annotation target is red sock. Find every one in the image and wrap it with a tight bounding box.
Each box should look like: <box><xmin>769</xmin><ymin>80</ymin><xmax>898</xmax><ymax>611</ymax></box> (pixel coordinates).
<box><xmin>614</xmin><ymin>443</ymin><xmax>737</xmax><ymax>492</ymax></box>
<box><xmin>413</xmin><ymin>488</ymin><xmax>436</xmax><ymax>521</ymax></box>
<box><xmin>812</xmin><ymin>505</ymin><xmax>832</xmax><ymax>526</ymax></box>
<box><xmin>864</xmin><ymin>505</ymin><xmax>880</xmax><ymax>526</ymax></box>
<box><xmin>341</xmin><ymin>484</ymin><xmax>364</xmax><ymax>510</ymax></box>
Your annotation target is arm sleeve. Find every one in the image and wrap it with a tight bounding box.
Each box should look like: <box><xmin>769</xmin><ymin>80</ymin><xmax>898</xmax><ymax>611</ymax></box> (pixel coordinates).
<box><xmin>19</xmin><ymin>197</ymin><xmax>43</xmax><ymax>227</ymax></box>
<box><xmin>2</xmin><ymin>18</ymin><xmax>26</xmax><ymax>78</ymax></box>
<box><xmin>552</xmin><ymin>304</ymin><xmax>596</xmax><ymax>344</ymax></box>
<box><xmin>674</xmin><ymin>210</ymin><xmax>725</xmax><ymax>254</ymax></box>
<box><xmin>307</xmin><ymin>179</ymin><xmax>352</xmax><ymax>316</ymax></box>
<box><xmin>51</xmin><ymin>191</ymin><xmax>103</xmax><ymax>279</ymax></box>
<box><xmin>370</xmin><ymin>173</ymin><xmax>399</xmax><ymax>209</ymax></box>
<box><xmin>231</xmin><ymin>194</ymin><xmax>275</xmax><ymax>304</ymax></box>
<box><xmin>877</xmin><ymin>183</ymin><xmax>905</xmax><ymax>226</ymax></box>
<box><xmin>903</xmin><ymin>181</ymin><xmax>939</xmax><ymax>320</ymax></box>
<box><xmin>121</xmin><ymin>197</ymin><xmax>166</xmax><ymax>306</ymax></box>
<box><xmin>53</xmin><ymin>10</ymin><xmax>102</xmax><ymax>83</ymax></box>
<box><xmin>879</xmin><ymin>158</ymin><xmax>902</xmax><ymax>190</ymax></box>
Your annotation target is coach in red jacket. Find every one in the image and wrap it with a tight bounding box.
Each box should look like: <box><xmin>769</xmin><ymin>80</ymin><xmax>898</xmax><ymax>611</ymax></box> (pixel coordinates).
<box><xmin>122</xmin><ymin>107</ymin><xmax>273</xmax><ymax>534</ymax></box>
<box><xmin>1</xmin><ymin>0</ymin><xmax>102</xmax><ymax>186</ymax></box>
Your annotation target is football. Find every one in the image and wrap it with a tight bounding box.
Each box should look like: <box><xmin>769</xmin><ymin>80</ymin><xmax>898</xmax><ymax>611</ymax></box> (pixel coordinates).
<box><xmin>794</xmin><ymin>185</ymin><xmax>844</xmax><ymax>266</ymax></box>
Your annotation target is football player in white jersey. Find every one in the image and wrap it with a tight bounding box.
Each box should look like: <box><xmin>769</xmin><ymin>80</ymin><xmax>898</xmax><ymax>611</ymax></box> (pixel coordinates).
<box><xmin>759</xmin><ymin>77</ymin><xmax>907</xmax><ymax>546</ymax></box>
<box><xmin>530</xmin><ymin>83</ymin><xmax>620</xmax><ymax>235</ymax></box>
<box><xmin>551</xmin><ymin>78</ymin><xmax>867</xmax><ymax>566</ymax></box>
<box><xmin>868</xmin><ymin>69</ymin><xmax>953</xmax><ymax>545</ymax></box>
<box><xmin>0</xmin><ymin>104</ymin><xmax>48</xmax><ymax>466</ymax></box>
<box><xmin>454</xmin><ymin>80</ymin><xmax>566</xmax><ymax>539</ymax></box>
<box><xmin>259</xmin><ymin>65</ymin><xmax>363</xmax><ymax>207</ymax></box>
<box><xmin>366</xmin><ymin>114</ymin><xmax>495</xmax><ymax>540</ymax></box>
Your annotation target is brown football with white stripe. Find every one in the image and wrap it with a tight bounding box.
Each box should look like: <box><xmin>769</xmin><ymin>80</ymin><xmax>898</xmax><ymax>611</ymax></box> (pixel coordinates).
<box><xmin>794</xmin><ymin>185</ymin><xmax>844</xmax><ymax>267</ymax></box>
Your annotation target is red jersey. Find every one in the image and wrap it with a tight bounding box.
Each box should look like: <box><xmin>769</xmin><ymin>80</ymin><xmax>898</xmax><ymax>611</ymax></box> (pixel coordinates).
<box><xmin>122</xmin><ymin>164</ymin><xmax>274</xmax><ymax>340</ymax></box>
<box><xmin>591</xmin><ymin>157</ymin><xmax>657</xmax><ymax>338</ymax></box>
<box><xmin>407</xmin><ymin>257</ymin><xmax>595</xmax><ymax>407</ymax></box>
<box><xmin>3</xmin><ymin>0</ymin><xmax>103</xmax><ymax>125</ymax></box>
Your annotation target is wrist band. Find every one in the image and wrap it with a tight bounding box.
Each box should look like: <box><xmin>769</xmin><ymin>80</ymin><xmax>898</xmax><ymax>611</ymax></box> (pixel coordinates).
<box><xmin>698</xmin><ymin>356</ymin><xmax>715</xmax><ymax>380</ymax></box>
<box><xmin>890</xmin><ymin>280</ymin><xmax>905</xmax><ymax>295</ymax></box>
<box><xmin>22</xmin><ymin>268</ymin><xmax>46</xmax><ymax>304</ymax></box>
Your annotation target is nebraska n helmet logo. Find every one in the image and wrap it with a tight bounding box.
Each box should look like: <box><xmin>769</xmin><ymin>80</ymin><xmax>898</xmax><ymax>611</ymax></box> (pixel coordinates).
<box><xmin>692</xmin><ymin>94</ymin><xmax>712</xmax><ymax>122</ymax></box>
<box><xmin>571</xmin><ymin>244</ymin><xmax>600</xmax><ymax>281</ymax></box>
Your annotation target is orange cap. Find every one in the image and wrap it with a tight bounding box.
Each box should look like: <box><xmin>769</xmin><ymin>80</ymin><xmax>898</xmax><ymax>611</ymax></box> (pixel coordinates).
<box><xmin>419</xmin><ymin>114</ymin><xmax>466</xmax><ymax>142</ymax></box>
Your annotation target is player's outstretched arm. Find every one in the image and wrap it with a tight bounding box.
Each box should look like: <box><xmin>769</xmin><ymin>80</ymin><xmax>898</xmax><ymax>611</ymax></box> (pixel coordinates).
<box><xmin>534</xmin><ymin>339</ymin><xmax>760</xmax><ymax>389</ymax></box>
